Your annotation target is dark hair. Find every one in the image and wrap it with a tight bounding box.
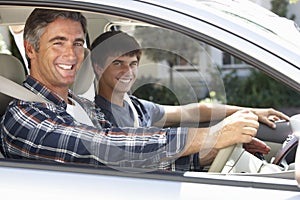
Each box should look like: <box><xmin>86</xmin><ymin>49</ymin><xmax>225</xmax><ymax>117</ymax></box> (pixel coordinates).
<box><xmin>90</xmin><ymin>31</ymin><xmax>142</xmax><ymax>70</ymax></box>
<box><xmin>24</xmin><ymin>8</ymin><xmax>87</xmax><ymax>52</ymax></box>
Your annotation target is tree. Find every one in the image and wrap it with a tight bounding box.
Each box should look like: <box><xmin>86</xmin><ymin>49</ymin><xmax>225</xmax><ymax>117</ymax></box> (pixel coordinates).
<box><xmin>221</xmin><ymin>0</ymin><xmax>300</xmax><ymax>115</ymax></box>
<box><xmin>271</xmin><ymin>0</ymin><xmax>296</xmax><ymax>20</ymax></box>
<box><xmin>223</xmin><ymin>69</ymin><xmax>300</xmax><ymax>108</ymax></box>
<box><xmin>271</xmin><ymin>0</ymin><xmax>289</xmax><ymax>17</ymax></box>
<box><xmin>134</xmin><ymin>27</ymin><xmax>200</xmax><ymax>89</ymax></box>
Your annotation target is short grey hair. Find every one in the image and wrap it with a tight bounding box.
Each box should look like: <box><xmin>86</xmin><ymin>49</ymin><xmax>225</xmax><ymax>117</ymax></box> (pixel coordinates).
<box><xmin>24</xmin><ymin>8</ymin><xmax>87</xmax><ymax>52</ymax></box>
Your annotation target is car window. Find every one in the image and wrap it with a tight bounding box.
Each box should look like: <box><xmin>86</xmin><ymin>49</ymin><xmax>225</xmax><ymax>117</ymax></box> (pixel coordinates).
<box><xmin>1</xmin><ymin>6</ymin><xmax>300</xmax><ymax>195</ymax></box>
<box><xmin>108</xmin><ymin>24</ymin><xmax>300</xmax><ymax>118</ymax></box>
<box><xmin>1</xmin><ymin>7</ymin><xmax>299</xmax><ymax>115</ymax></box>
<box><xmin>108</xmin><ymin>22</ymin><xmax>300</xmax><ymax>167</ymax></box>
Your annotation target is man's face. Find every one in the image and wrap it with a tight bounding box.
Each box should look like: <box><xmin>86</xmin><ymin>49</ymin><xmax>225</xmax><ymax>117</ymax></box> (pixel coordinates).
<box><xmin>26</xmin><ymin>18</ymin><xmax>85</xmax><ymax>93</ymax></box>
<box><xmin>99</xmin><ymin>55</ymin><xmax>138</xmax><ymax>95</ymax></box>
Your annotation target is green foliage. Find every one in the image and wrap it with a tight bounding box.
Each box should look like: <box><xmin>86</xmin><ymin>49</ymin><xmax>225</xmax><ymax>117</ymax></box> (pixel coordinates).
<box><xmin>134</xmin><ymin>27</ymin><xmax>200</xmax><ymax>67</ymax></box>
<box><xmin>223</xmin><ymin>69</ymin><xmax>300</xmax><ymax>108</ymax></box>
<box><xmin>132</xmin><ymin>77</ymin><xmax>179</xmax><ymax>105</ymax></box>
<box><xmin>271</xmin><ymin>0</ymin><xmax>296</xmax><ymax>20</ymax></box>
<box><xmin>132</xmin><ymin>1</ymin><xmax>300</xmax><ymax>109</ymax></box>
<box><xmin>271</xmin><ymin>0</ymin><xmax>289</xmax><ymax>17</ymax></box>
<box><xmin>219</xmin><ymin>0</ymin><xmax>300</xmax><ymax>110</ymax></box>
<box><xmin>199</xmin><ymin>91</ymin><xmax>222</xmax><ymax>104</ymax></box>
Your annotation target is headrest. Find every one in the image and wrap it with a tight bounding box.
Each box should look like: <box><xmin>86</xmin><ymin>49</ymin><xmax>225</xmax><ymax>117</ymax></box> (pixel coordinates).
<box><xmin>70</xmin><ymin>48</ymin><xmax>95</xmax><ymax>96</ymax></box>
<box><xmin>0</xmin><ymin>54</ymin><xmax>26</xmax><ymax>115</ymax></box>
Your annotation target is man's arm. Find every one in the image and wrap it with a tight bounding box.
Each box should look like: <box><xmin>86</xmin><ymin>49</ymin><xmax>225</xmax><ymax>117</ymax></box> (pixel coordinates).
<box><xmin>154</xmin><ymin>103</ymin><xmax>219</xmax><ymax>127</ymax></box>
<box><xmin>154</xmin><ymin>102</ymin><xmax>289</xmax><ymax>128</ymax></box>
<box><xmin>182</xmin><ymin>110</ymin><xmax>261</xmax><ymax>166</ymax></box>
<box><xmin>1</xmin><ymin>100</ymin><xmax>263</xmax><ymax>168</ymax></box>
<box><xmin>0</xmin><ymin>100</ymin><xmax>189</xmax><ymax>168</ymax></box>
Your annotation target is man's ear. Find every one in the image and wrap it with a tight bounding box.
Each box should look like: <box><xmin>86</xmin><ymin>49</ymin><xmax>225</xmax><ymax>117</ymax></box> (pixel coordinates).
<box><xmin>24</xmin><ymin>40</ymin><xmax>35</xmax><ymax>59</ymax></box>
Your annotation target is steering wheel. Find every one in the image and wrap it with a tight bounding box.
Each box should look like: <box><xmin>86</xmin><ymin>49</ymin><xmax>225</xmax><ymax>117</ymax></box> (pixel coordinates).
<box><xmin>208</xmin><ymin>144</ymin><xmax>237</xmax><ymax>173</ymax></box>
<box><xmin>208</xmin><ymin>117</ymin><xmax>298</xmax><ymax>173</ymax></box>
<box><xmin>272</xmin><ymin>135</ymin><xmax>298</xmax><ymax>165</ymax></box>
<box><xmin>272</xmin><ymin>114</ymin><xmax>300</xmax><ymax>166</ymax></box>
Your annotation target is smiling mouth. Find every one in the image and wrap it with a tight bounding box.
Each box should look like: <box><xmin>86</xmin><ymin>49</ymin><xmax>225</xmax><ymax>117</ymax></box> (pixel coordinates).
<box><xmin>118</xmin><ymin>78</ymin><xmax>131</xmax><ymax>83</ymax></box>
<box><xmin>58</xmin><ymin>64</ymin><xmax>73</xmax><ymax>70</ymax></box>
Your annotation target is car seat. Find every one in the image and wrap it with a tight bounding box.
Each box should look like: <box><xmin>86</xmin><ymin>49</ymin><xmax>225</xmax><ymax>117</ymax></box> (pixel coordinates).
<box><xmin>0</xmin><ymin>53</ymin><xmax>26</xmax><ymax>116</ymax></box>
<box><xmin>0</xmin><ymin>49</ymin><xmax>95</xmax><ymax>115</ymax></box>
<box><xmin>0</xmin><ymin>53</ymin><xmax>26</xmax><ymax>158</ymax></box>
<box><xmin>69</xmin><ymin>48</ymin><xmax>95</xmax><ymax>99</ymax></box>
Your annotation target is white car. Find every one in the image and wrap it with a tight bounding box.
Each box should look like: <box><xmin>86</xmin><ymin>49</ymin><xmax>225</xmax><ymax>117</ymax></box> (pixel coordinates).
<box><xmin>0</xmin><ymin>0</ymin><xmax>300</xmax><ymax>199</ymax></box>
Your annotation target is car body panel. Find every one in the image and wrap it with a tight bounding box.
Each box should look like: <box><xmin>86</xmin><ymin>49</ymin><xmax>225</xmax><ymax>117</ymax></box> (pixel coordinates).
<box><xmin>0</xmin><ymin>0</ymin><xmax>300</xmax><ymax>198</ymax></box>
<box><xmin>0</xmin><ymin>160</ymin><xmax>299</xmax><ymax>199</ymax></box>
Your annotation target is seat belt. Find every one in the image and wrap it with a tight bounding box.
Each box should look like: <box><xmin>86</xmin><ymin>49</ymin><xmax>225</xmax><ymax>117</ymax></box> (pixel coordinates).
<box><xmin>0</xmin><ymin>76</ymin><xmax>48</xmax><ymax>103</ymax></box>
<box><xmin>0</xmin><ymin>75</ymin><xmax>49</xmax><ymax>159</ymax></box>
<box><xmin>0</xmin><ymin>76</ymin><xmax>137</xmax><ymax>125</ymax></box>
<box><xmin>124</xmin><ymin>93</ymin><xmax>139</xmax><ymax>127</ymax></box>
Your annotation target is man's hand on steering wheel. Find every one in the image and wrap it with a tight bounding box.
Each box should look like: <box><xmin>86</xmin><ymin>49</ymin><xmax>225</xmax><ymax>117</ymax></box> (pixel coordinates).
<box><xmin>243</xmin><ymin>137</ymin><xmax>271</xmax><ymax>155</ymax></box>
<box><xmin>250</xmin><ymin>108</ymin><xmax>289</xmax><ymax>129</ymax></box>
<box><xmin>243</xmin><ymin>108</ymin><xmax>289</xmax><ymax>155</ymax></box>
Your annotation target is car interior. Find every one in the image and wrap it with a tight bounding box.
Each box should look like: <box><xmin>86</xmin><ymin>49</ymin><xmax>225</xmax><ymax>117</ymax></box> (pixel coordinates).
<box><xmin>0</xmin><ymin>5</ymin><xmax>299</xmax><ymax>183</ymax></box>
<box><xmin>0</xmin><ymin>53</ymin><xmax>26</xmax><ymax>116</ymax></box>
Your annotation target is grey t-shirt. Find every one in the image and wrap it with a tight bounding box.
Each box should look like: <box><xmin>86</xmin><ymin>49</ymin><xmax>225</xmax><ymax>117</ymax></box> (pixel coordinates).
<box><xmin>95</xmin><ymin>95</ymin><xmax>200</xmax><ymax>171</ymax></box>
<box><xmin>94</xmin><ymin>95</ymin><xmax>165</xmax><ymax>127</ymax></box>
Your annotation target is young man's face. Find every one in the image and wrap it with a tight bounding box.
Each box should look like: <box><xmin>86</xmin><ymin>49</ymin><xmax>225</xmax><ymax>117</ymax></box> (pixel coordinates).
<box><xmin>98</xmin><ymin>54</ymin><xmax>138</xmax><ymax>95</ymax></box>
<box><xmin>25</xmin><ymin>18</ymin><xmax>85</xmax><ymax>93</ymax></box>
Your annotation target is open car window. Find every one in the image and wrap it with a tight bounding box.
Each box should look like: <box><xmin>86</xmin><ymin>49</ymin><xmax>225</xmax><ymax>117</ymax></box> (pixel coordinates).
<box><xmin>0</xmin><ymin>2</ymin><xmax>300</xmax><ymax>197</ymax></box>
<box><xmin>0</xmin><ymin>3</ymin><xmax>299</xmax><ymax>168</ymax></box>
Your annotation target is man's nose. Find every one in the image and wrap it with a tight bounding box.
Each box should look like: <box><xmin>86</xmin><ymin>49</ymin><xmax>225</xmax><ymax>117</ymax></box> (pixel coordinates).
<box><xmin>63</xmin><ymin>45</ymin><xmax>77</xmax><ymax>60</ymax></box>
<box><xmin>122</xmin><ymin>64</ymin><xmax>132</xmax><ymax>73</ymax></box>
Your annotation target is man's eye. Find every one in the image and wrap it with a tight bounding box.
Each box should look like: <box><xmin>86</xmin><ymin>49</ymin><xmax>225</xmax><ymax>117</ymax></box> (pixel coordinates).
<box><xmin>74</xmin><ymin>42</ymin><xmax>84</xmax><ymax>47</ymax></box>
<box><xmin>113</xmin><ymin>61</ymin><xmax>122</xmax><ymax>67</ymax></box>
<box><xmin>131</xmin><ymin>62</ymin><xmax>138</xmax><ymax>68</ymax></box>
<box><xmin>53</xmin><ymin>42</ymin><xmax>63</xmax><ymax>46</ymax></box>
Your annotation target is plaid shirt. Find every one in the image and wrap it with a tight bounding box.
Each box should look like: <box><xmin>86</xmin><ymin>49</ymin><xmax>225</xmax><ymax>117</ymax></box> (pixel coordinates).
<box><xmin>0</xmin><ymin>76</ymin><xmax>188</xmax><ymax>169</ymax></box>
